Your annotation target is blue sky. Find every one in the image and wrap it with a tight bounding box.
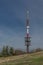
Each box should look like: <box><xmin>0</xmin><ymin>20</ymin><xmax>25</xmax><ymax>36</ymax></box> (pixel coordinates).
<box><xmin>0</xmin><ymin>0</ymin><xmax>43</xmax><ymax>50</ymax></box>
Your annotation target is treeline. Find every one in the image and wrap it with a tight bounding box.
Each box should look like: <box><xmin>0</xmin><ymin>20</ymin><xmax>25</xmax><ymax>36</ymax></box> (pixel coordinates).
<box><xmin>0</xmin><ymin>46</ymin><xmax>43</xmax><ymax>57</ymax></box>
<box><xmin>30</xmin><ymin>48</ymin><xmax>43</xmax><ymax>53</ymax></box>
<box><xmin>0</xmin><ymin>46</ymin><xmax>25</xmax><ymax>57</ymax></box>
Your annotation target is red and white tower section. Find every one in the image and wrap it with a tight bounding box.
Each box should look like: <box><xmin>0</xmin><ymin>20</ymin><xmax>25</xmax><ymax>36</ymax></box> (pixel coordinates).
<box><xmin>25</xmin><ymin>11</ymin><xmax>31</xmax><ymax>53</ymax></box>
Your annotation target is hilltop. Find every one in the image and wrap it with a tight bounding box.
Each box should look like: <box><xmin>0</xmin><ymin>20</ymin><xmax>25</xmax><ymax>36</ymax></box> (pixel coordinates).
<box><xmin>0</xmin><ymin>51</ymin><xmax>43</xmax><ymax>65</ymax></box>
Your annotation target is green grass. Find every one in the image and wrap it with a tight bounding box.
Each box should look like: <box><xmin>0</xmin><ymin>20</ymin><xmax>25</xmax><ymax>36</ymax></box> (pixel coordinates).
<box><xmin>0</xmin><ymin>52</ymin><xmax>43</xmax><ymax>65</ymax></box>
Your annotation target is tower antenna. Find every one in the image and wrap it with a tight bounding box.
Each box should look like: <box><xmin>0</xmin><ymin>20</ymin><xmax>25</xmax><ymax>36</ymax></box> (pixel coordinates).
<box><xmin>25</xmin><ymin>10</ymin><xmax>31</xmax><ymax>53</ymax></box>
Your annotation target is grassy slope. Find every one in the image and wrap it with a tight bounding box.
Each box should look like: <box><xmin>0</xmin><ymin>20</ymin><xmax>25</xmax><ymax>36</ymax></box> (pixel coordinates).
<box><xmin>0</xmin><ymin>51</ymin><xmax>43</xmax><ymax>65</ymax></box>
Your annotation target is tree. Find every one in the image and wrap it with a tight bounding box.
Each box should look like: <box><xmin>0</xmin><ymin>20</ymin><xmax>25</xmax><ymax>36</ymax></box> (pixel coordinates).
<box><xmin>2</xmin><ymin>46</ymin><xmax>6</xmax><ymax>57</ymax></box>
<box><xmin>5</xmin><ymin>46</ymin><xmax>9</xmax><ymax>56</ymax></box>
<box><xmin>9</xmin><ymin>47</ymin><xmax>15</xmax><ymax>55</ymax></box>
<box><xmin>2</xmin><ymin>46</ymin><xmax>9</xmax><ymax>57</ymax></box>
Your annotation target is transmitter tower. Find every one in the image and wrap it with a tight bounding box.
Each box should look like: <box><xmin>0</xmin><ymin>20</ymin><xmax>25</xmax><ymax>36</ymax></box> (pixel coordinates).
<box><xmin>25</xmin><ymin>11</ymin><xmax>31</xmax><ymax>53</ymax></box>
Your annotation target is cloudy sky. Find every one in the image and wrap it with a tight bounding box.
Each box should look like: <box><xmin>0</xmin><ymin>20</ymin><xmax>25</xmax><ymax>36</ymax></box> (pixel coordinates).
<box><xmin>0</xmin><ymin>0</ymin><xmax>43</xmax><ymax>50</ymax></box>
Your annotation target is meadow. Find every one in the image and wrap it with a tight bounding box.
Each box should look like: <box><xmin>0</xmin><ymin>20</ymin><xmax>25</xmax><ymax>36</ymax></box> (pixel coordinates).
<box><xmin>0</xmin><ymin>51</ymin><xmax>43</xmax><ymax>65</ymax></box>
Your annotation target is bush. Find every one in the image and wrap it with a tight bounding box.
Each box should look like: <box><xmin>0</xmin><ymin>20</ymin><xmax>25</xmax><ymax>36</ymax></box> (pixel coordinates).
<box><xmin>35</xmin><ymin>48</ymin><xmax>43</xmax><ymax>52</ymax></box>
<box><xmin>15</xmin><ymin>49</ymin><xmax>25</xmax><ymax>55</ymax></box>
